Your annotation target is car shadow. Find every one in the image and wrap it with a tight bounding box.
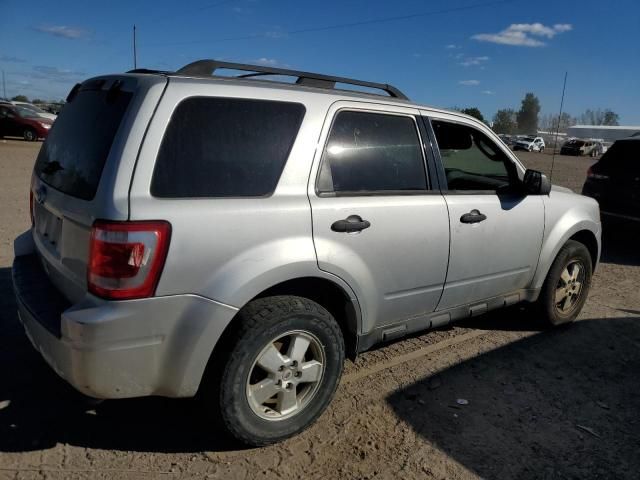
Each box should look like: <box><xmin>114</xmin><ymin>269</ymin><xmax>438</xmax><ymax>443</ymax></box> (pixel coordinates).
<box><xmin>0</xmin><ymin>267</ymin><xmax>244</xmax><ymax>454</ymax></box>
<box><xmin>387</xmin><ymin>316</ymin><xmax>640</xmax><ymax>479</ymax></box>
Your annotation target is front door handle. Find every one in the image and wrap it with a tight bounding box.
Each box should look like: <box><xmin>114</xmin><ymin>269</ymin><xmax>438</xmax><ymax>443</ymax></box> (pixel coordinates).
<box><xmin>460</xmin><ymin>209</ymin><xmax>487</xmax><ymax>224</ymax></box>
<box><xmin>331</xmin><ymin>215</ymin><xmax>371</xmax><ymax>233</ymax></box>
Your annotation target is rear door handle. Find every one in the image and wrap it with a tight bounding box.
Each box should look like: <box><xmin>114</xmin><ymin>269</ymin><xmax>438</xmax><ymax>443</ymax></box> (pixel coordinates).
<box><xmin>331</xmin><ymin>215</ymin><xmax>371</xmax><ymax>233</ymax></box>
<box><xmin>460</xmin><ymin>209</ymin><xmax>487</xmax><ymax>224</ymax></box>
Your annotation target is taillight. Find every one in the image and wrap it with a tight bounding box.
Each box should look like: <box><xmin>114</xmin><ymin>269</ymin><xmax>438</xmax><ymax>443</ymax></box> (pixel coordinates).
<box><xmin>29</xmin><ymin>190</ymin><xmax>34</xmax><ymax>225</ymax></box>
<box><xmin>587</xmin><ymin>166</ymin><xmax>609</xmax><ymax>180</ymax></box>
<box><xmin>87</xmin><ymin>220</ymin><xmax>171</xmax><ymax>300</ymax></box>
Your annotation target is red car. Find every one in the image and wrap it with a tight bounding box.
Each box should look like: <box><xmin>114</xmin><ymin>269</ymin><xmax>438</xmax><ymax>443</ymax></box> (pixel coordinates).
<box><xmin>0</xmin><ymin>103</ymin><xmax>53</xmax><ymax>141</ymax></box>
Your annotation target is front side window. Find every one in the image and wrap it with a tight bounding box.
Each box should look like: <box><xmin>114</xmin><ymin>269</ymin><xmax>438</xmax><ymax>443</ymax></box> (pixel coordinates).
<box><xmin>317</xmin><ymin>110</ymin><xmax>427</xmax><ymax>194</ymax></box>
<box><xmin>152</xmin><ymin>97</ymin><xmax>305</xmax><ymax>198</ymax></box>
<box><xmin>431</xmin><ymin>119</ymin><xmax>516</xmax><ymax>192</ymax></box>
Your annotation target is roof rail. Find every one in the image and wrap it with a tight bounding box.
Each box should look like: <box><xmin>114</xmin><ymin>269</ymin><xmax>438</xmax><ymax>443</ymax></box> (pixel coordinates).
<box><xmin>175</xmin><ymin>59</ymin><xmax>409</xmax><ymax>100</ymax></box>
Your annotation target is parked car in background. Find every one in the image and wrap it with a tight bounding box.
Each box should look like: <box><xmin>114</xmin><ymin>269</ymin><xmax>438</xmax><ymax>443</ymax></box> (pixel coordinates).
<box><xmin>11</xmin><ymin>101</ymin><xmax>57</xmax><ymax>121</ymax></box>
<box><xmin>498</xmin><ymin>133</ymin><xmax>516</xmax><ymax>146</ymax></box>
<box><xmin>561</xmin><ymin>139</ymin><xmax>603</xmax><ymax>157</ymax></box>
<box><xmin>0</xmin><ymin>104</ymin><xmax>52</xmax><ymax>140</ymax></box>
<box><xmin>513</xmin><ymin>136</ymin><xmax>545</xmax><ymax>152</ymax></box>
<box><xmin>13</xmin><ymin>59</ymin><xmax>600</xmax><ymax>447</ymax></box>
<box><xmin>582</xmin><ymin>137</ymin><xmax>640</xmax><ymax>222</ymax></box>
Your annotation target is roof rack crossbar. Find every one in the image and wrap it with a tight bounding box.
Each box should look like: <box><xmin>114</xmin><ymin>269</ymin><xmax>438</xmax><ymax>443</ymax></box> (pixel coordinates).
<box><xmin>176</xmin><ymin>59</ymin><xmax>409</xmax><ymax>100</ymax></box>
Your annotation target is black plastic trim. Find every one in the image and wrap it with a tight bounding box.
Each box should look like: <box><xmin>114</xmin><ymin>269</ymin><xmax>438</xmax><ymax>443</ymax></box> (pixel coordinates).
<box><xmin>12</xmin><ymin>254</ymin><xmax>69</xmax><ymax>339</ymax></box>
<box><xmin>420</xmin><ymin>116</ymin><xmax>449</xmax><ymax>190</ymax></box>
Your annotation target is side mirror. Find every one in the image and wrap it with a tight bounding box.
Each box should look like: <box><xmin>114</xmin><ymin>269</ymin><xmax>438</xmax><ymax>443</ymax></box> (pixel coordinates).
<box><xmin>523</xmin><ymin>169</ymin><xmax>551</xmax><ymax>195</ymax></box>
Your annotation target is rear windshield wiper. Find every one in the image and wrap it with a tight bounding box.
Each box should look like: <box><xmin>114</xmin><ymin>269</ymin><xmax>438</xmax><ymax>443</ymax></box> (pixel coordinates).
<box><xmin>41</xmin><ymin>160</ymin><xmax>64</xmax><ymax>175</ymax></box>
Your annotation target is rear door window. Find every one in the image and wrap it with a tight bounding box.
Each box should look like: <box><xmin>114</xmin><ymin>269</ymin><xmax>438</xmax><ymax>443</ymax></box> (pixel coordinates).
<box><xmin>34</xmin><ymin>87</ymin><xmax>132</xmax><ymax>200</ymax></box>
<box><xmin>151</xmin><ymin>97</ymin><xmax>305</xmax><ymax>198</ymax></box>
<box><xmin>316</xmin><ymin>110</ymin><xmax>427</xmax><ymax>194</ymax></box>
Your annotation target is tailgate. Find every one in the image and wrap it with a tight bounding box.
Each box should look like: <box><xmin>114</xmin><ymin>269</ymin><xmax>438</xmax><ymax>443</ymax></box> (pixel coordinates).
<box><xmin>30</xmin><ymin>74</ymin><xmax>167</xmax><ymax>303</ymax></box>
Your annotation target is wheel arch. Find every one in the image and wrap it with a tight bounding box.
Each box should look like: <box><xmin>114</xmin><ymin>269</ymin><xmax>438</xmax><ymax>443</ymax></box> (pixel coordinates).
<box><xmin>201</xmin><ymin>276</ymin><xmax>362</xmax><ymax>393</ymax></box>
<box><xmin>569</xmin><ymin>229</ymin><xmax>599</xmax><ymax>270</ymax></box>
<box><xmin>532</xmin><ymin>221</ymin><xmax>601</xmax><ymax>291</ymax></box>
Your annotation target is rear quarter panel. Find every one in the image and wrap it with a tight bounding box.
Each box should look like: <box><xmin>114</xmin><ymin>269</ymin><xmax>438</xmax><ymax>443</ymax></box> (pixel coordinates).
<box><xmin>128</xmin><ymin>79</ymin><xmax>360</xmax><ymax>310</ymax></box>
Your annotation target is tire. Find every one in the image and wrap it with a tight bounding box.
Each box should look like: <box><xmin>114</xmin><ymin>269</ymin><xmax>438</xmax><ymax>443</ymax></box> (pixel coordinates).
<box><xmin>537</xmin><ymin>240</ymin><xmax>593</xmax><ymax>326</ymax></box>
<box><xmin>539</xmin><ymin>146</ymin><xmax>545</xmax><ymax>153</ymax></box>
<box><xmin>528</xmin><ymin>145</ymin><xmax>533</xmax><ymax>152</ymax></box>
<box><xmin>23</xmin><ymin>128</ymin><xmax>37</xmax><ymax>142</ymax></box>
<box><xmin>202</xmin><ymin>295</ymin><xmax>345</xmax><ymax>446</ymax></box>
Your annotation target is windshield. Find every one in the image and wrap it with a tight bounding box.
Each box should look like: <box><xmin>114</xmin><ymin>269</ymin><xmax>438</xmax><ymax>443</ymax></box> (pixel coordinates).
<box><xmin>523</xmin><ymin>136</ymin><xmax>536</xmax><ymax>141</ymax></box>
<box><xmin>16</xmin><ymin>106</ymin><xmax>40</xmax><ymax>118</ymax></box>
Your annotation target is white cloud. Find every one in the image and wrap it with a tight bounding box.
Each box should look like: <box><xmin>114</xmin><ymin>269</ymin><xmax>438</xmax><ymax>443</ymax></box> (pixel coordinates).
<box><xmin>472</xmin><ymin>23</ymin><xmax>572</xmax><ymax>47</ymax></box>
<box><xmin>265</xmin><ymin>30</ymin><xmax>288</xmax><ymax>39</ymax></box>
<box><xmin>252</xmin><ymin>58</ymin><xmax>280</xmax><ymax>67</ymax></box>
<box><xmin>445</xmin><ymin>44</ymin><xmax>460</xmax><ymax>49</ymax></box>
<box><xmin>459</xmin><ymin>80</ymin><xmax>480</xmax><ymax>86</ymax></box>
<box><xmin>0</xmin><ymin>55</ymin><xmax>26</xmax><ymax>63</ymax></box>
<box><xmin>34</xmin><ymin>25</ymin><xmax>89</xmax><ymax>39</ymax></box>
<box><xmin>459</xmin><ymin>55</ymin><xmax>489</xmax><ymax>67</ymax></box>
<box><xmin>481</xmin><ymin>90</ymin><xmax>495</xmax><ymax>95</ymax></box>
<box><xmin>31</xmin><ymin>65</ymin><xmax>86</xmax><ymax>83</ymax></box>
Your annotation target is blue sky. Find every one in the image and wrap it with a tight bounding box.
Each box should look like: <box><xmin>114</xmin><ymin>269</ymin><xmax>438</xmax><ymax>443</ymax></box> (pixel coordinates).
<box><xmin>1</xmin><ymin>0</ymin><xmax>639</xmax><ymax>123</ymax></box>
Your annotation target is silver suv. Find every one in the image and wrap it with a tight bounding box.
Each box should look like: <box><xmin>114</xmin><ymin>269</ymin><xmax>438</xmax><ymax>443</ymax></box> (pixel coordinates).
<box><xmin>13</xmin><ymin>60</ymin><xmax>601</xmax><ymax>446</ymax></box>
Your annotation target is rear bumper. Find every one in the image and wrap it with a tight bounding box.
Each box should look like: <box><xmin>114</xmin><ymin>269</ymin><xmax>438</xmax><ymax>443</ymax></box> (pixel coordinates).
<box><xmin>12</xmin><ymin>236</ymin><xmax>238</xmax><ymax>399</ymax></box>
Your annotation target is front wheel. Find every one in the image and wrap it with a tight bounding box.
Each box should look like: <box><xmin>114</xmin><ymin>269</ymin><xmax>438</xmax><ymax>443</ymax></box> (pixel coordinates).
<box><xmin>536</xmin><ymin>240</ymin><xmax>593</xmax><ymax>326</ymax></box>
<box><xmin>202</xmin><ymin>295</ymin><xmax>345</xmax><ymax>446</ymax></box>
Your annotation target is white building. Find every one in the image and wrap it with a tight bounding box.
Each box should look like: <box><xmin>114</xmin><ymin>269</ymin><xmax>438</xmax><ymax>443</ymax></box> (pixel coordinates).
<box><xmin>566</xmin><ymin>125</ymin><xmax>640</xmax><ymax>142</ymax></box>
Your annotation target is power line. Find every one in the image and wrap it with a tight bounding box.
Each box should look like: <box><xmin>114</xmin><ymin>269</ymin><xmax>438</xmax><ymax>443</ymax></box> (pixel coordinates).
<box><xmin>146</xmin><ymin>0</ymin><xmax>521</xmax><ymax>48</ymax></box>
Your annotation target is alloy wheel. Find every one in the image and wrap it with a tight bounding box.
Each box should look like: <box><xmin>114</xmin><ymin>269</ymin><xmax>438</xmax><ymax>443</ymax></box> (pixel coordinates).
<box><xmin>246</xmin><ymin>330</ymin><xmax>325</xmax><ymax>421</ymax></box>
<box><xmin>554</xmin><ymin>260</ymin><xmax>585</xmax><ymax>314</ymax></box>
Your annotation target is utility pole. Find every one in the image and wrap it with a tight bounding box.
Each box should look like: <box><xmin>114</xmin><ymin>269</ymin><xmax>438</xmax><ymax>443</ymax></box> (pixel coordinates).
<box><xmin>2</xmin><ymin>70</ymin><xmax>6</xmax><ymax>100</ymax></box>
<box><xmin>133</xmin><ymin>24</ymin><xmax>138</xmax><ymax>70</ymax></box>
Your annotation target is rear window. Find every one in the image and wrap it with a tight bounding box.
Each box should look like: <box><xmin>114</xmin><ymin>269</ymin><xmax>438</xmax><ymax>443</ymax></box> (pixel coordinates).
<box><xmin>151</xmin><ymin>97</ymin><xmax>305</xmax><ymax>198</ymax></box>
<box><xmin>599</xmin><ymin>140</ymin><xmax>640</xmax><ymax>173</ymax></box>
<box><xmin>34</xmin><ymin>88</ymin><xmax>132</xmax><ymax>200</ymax></box>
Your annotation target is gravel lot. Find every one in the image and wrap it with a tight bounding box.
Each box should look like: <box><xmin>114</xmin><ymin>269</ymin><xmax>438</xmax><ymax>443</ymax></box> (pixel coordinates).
<box><xmin>0</xmin><ymin>140</ymin><xmax>638</xmax><ymax>479</ymax></box>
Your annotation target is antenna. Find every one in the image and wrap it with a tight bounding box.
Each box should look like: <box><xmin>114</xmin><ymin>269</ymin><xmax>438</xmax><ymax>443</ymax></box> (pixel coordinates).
<box><xmin>550</xmin><ymin>72</ymin><xmax>567</xmax><ymax>181</ymax></box>
<box><xmin>133</xmin><ymin>25</ymin><xmax>138</xmax><ymax>70</ymax></box>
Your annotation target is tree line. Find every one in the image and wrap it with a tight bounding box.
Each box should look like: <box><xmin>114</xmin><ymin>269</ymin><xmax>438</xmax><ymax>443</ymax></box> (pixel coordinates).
<box><xmin>457</xmin><ymin>93</ymin><xmax>620</xmax><ymax>135</ymax></box>
<box><xmin>4</xmin><ymin>94</ymin><xmax>65</xmax><ymax>105</ymax></box>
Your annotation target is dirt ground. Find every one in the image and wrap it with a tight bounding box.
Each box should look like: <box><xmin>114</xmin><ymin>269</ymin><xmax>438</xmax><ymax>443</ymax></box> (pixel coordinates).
<box><xmin>0</xmin><ymin>140</ymin><xmax>638</xmax><ymax>479</ymax></box>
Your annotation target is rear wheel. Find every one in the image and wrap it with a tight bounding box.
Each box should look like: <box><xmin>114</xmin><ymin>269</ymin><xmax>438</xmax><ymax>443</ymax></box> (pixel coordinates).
<box><xmin>528</xmin><ymin>145</ymin><xmax>533</xmax><ymax>152</ymax></box>
<box><xmin>202</xmin><ymin>295</ymin><xmax>345</xmax><ymax>446</ymax></box>
<box><xmin>23</xmin><ymin>128</ymin><xmax>37</xmax><ymax>141</ymax></box>
<box><xmin>539</xmin><ymin>146</ymin><xmax>545</xmax><ymax>153</ymax></box>
<box><xmin>537</xmin><ymin>240</ymin><xmax>592</xmax><ymax>326</ymax></box>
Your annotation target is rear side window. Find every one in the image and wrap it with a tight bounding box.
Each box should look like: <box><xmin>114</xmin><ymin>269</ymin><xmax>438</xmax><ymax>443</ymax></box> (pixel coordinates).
<box><xmin>151</xmin><ymin>98</ymin><xmax>305</xmax><ymax>198</ymax></box>
<box><xmin>317</xmin><ymin>111</ymin><xmax>427</xmax><ymax>194</ymax></box>
<box><xmin>34</xmin><ymin>88</ymin><xmax>132</xmax><ymax>200</ymax></box>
